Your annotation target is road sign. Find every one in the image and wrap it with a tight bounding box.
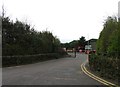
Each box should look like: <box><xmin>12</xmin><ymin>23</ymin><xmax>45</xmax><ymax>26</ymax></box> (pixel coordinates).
<box><xmin>85</xmin><ymin>45</ymin><xmax>92</xmax><ymax>50</ymax></box>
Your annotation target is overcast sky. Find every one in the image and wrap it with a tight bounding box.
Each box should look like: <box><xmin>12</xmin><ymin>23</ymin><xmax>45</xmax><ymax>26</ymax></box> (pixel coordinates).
<box><xmin>1</xmin><ymin>0</ymin><xmax>119</xmax><ymax>43</ymax></box>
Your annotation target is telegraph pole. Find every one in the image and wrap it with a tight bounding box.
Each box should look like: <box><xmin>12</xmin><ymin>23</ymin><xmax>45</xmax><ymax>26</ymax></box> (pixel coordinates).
<box><xmin>118</xmin><ymin>1</ymin><xmax>120</xmax><ymax>20</ymax></box>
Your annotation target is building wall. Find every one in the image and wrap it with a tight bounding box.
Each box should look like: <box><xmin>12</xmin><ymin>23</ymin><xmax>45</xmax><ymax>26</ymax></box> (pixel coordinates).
<box><xmin>90</xmin><ymin>41</ymin><xmax>96</xmax><ymax>50</ymax></box>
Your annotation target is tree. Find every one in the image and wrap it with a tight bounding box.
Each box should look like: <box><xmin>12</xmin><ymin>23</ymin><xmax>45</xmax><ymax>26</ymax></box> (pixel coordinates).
<box><xmin>97</xmin><ymin>16</ymin><xmax>118</xmax><ymax>55</ymax></box>
<box><xmin>78</xmin><ymin>36</ymin><xmax>86</xmax><ymax>50</ymax></box>
<box><xmin>107</xmin><ymin>19</ymin><xmax>120</xmax><ymax>57</ymax></box>
<box><xmin>2</xmin><ymin>16</ymin><xmax>62</xmax><ymax>56</ymax></box>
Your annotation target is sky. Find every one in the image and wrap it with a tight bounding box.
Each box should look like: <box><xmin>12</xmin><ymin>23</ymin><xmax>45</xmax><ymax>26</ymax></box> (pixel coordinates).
<box><xmin>1</xmin><ymin>0</ymin><xmax>119</xmax><ymax>43</ymax></box>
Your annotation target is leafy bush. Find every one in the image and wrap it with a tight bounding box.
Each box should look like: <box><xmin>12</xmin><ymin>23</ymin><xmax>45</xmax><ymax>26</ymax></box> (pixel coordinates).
<box><xmin>89</xmin><ymin>54</ymin><xmax>120</xmax><ymax>84</ymax></box>
<box><xmin>2</xmin><ymin>14</ymin><xmax>68</xmax><ymax>67</ymax></box>
<box><xmin>2</xmin><ymin>16</ymin><xmax>62</xmax><ymax>56</ymax></box>
<box><xmin>96</xmin><ymin>16</ymin><xmax>119</xmax><ymax>58</ymax></box>
<box><xmin>90</xmin><ymin>16</ymin><xmax>120</xmax><ymax>85</ymax></box>
<box><xmin>2</xmin><ymin>53</ymin><xmax>60</xmax><ymax>67</ymax></box>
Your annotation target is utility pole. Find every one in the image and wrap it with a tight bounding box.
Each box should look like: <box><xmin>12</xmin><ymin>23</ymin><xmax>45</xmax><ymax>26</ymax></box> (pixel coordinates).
<box><xmin>117</xmin><ymin>1</ymin><xmax>120</xmax><ymax>84</ymax></box>
<box><xmin>2</xmin><ymin>4</ymin><xmax>5</xmax><ymax>18</ymax></box>
<box><xmin>118</xmin><ymin>1</ymin><xmax>120</xmax><ymax>21</ymax></box>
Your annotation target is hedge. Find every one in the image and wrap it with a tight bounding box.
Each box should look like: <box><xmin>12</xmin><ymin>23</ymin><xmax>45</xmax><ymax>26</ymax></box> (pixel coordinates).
<box><xmin>89</xmin><ymin>54</ymin><xmax>120</xmax><ymax>85</ymax></box>
<box><xmin>2</xmin><ymin>53</ymin><xmax>61</xmax><ymax>67</ymax></box>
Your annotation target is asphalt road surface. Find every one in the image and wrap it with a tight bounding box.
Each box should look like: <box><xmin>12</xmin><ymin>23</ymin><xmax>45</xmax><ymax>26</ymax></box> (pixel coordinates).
<box><xmin>2</xmin><ymin>53</ymin><xmax>103</xmax><ymax>85</ymax></box>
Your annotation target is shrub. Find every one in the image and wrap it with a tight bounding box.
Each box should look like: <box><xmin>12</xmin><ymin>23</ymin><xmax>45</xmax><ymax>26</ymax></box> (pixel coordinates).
<box><xmin>89</xmin><ymin>54</ymin><xmax>120</xmax><ymax>84</ymax></box>
<box><xmin>2</xmin><ymin>53</ymin><xmax>60</xmax><ymax>67</ymax></box>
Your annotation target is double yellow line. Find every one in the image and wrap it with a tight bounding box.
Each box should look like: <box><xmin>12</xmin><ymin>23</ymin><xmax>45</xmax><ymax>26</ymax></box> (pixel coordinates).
<box><xmin>81</xmin><ymin>62</ymin><xmax>119</xmax><ymax>87</ymax></box>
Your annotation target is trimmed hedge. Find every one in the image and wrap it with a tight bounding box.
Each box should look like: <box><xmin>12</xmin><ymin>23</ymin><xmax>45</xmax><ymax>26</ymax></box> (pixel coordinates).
<box><xmin>89</xmin><ymin>54</ymin><xmax>120</xmax><ymax>84</ymax></box>
<box><xmin>2</xmin><ymin>53</ymin><xmax>61</xmax><ymax>67</ymax></box>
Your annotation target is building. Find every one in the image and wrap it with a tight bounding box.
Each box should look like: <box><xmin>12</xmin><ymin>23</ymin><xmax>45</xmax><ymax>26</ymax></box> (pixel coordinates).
<box><xmin>85</xmin><ymin>39</ymin><xmax>97</xmax><ymax>53</ymax></box>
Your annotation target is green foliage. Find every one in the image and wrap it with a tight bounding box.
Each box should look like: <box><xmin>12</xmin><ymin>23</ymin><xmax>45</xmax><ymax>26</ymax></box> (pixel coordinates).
<box><xmin>61</xmin><ymin>36</ymin><xmax>86</xmax><ymax>50</ymax></box>
<box><xmin>89</xmin><ymin>54</ymin><xmax>120</xmax><ymax>83</ymax></box>
<box><xmin>90</xmin><ymin>16</ymin><xmax>120</xmax><ymax>84</ymax></box>
<box><xmin>2</xmin><ymin>16</ymin><xmax>62</xmax><ymax>56</ymax></box>
<box><xmin>61</xmin><ymin>40</ymin><xmax>78</xmax><ymax>50</ymax></box>
<box><xmin>78</xmin><ymin>36</ymin><xmax>86</xmax><ymax>48</ymax></box>
<box><xmin>2</xmin><ymin>16</ymin><xmax>68</xmax><ymax>67</ymax></box>
<box><xmin>3</xmin><ymin>53</ymin><xmax>59</xmax><ymax>67</ymax></box>
<box><xmin>97</xmin><ymin>16</ymin><xmax>119</xmax><ymax>58</ymax></box>
<box><xmin>69</xmin><ymin>40</ymin><xmax>79</xmax><ymax>48</ymax></box>
<box><xmin>107</xmin><ymin>20</ymin><xmax>120</xmax><ymax>57</ymax></box>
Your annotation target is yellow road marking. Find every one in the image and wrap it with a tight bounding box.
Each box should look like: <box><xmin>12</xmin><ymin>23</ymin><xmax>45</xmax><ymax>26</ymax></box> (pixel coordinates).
<box><xmin>83</xmin><ymin>64</ymin><xmax>115</xmax><ymax>86</ymax></box>
<box><xmin>81</xmin><ymin>62</ymin><xmax>119</xmax><ymax>87</ymax></box>
<box><xmin>81</xmin><ymin>64</ymin><xmax>109</xmax><ymax>86</ymax></box>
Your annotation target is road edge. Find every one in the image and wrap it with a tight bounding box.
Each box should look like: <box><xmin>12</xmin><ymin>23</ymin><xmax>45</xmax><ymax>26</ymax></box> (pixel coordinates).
<box><xmin>81</xmin><ymin>61</ymin><xmax>119</xmax><ymax>87</ymax></box>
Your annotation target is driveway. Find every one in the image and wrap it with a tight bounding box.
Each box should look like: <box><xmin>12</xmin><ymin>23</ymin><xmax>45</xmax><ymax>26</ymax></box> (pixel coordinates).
<box><xmin>2</xmin><ymin>53</ymin><xmax>103</xmax><ymax>85</ymax></box>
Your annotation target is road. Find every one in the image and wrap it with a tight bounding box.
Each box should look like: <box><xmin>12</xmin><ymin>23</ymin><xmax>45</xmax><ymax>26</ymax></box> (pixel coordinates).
<box><xmin>2</xmin><ymin>53</ymin><xmax>103</xmax><ymax>85</ymax></box>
